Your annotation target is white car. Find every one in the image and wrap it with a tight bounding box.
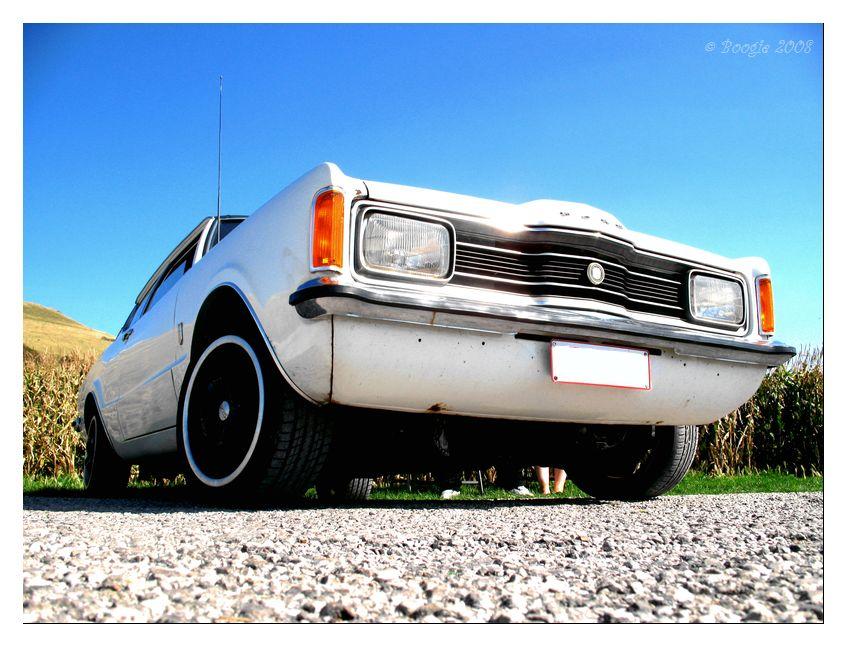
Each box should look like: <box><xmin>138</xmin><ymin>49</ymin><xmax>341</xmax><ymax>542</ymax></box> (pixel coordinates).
<box><xmin>76</xmin><ymin>163</ymin><xmax>795</xmax><ymax>501</ymax></box>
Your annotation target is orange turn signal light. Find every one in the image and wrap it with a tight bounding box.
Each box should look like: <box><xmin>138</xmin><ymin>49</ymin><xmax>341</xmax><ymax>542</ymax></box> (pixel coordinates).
<box><xmin>757</xmin><ymin>277</ymin><xmax>774</xmax><ymax>334</ymax></box>
<box><xmin>312</xmin><ymin>189</ymin><xmax>344</xmax><ymax>269</ymax></box>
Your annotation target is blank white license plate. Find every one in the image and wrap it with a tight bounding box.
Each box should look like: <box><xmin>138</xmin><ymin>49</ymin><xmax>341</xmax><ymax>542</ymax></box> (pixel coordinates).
<box><xmin>550</xmin><ymin>340</ymin><xmax>651</xmax><ymax>390</ymax></box>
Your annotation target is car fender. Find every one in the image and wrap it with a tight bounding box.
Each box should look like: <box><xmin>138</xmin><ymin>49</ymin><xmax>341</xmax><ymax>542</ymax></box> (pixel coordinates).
<box><xmin>173</xmin><ymin>162</ymin><xmax>366</xmax><ymax>404</ymax></box>
<box><xmin>75</xmin><ymin>364</ymin><xmax>120</xmax><ymax>449</ymax></box>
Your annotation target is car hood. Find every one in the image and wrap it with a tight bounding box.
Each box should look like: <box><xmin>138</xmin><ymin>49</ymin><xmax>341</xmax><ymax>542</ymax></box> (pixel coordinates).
<box><xmin>361</xmin><ymin>177</ymin><xmax>744</xmax><ymax>273</ymax></box>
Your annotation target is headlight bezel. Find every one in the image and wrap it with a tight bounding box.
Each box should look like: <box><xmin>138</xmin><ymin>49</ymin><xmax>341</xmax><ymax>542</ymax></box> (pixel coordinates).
<box><xmin>354</xmin><ymin>207</ymin><xmax>456</xmax><ymax>284</ymax></box>
<box><xmin>687</xmin><ymin>270</ymin><xmax>747</xmax><ymax>329</ymax></box>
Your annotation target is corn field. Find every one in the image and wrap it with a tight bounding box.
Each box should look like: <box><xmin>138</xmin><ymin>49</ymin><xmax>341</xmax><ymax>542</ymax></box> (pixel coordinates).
<box><xmin>23</xmin><ymin>347</ymin><xmax>92</xmax><ymax>477</ymax></box>
<box><xmin>22</xmin><ymin>345</ymin><xmax>824</xmax><ymax>479</ymax></box>
<box><xmin>694</xmin><ymin>348</ymin><xmax>823</xmax><ymax>476</ymax></box>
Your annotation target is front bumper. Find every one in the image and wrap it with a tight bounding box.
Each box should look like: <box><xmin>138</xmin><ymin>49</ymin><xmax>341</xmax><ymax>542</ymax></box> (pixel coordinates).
<box><xmin>289</xmin><ymin>279</ymin><xmax>794</xmax><ymax>425</ymax></box>
<box><xmin>290</xmin><ymin>279</ymin><xmax>795</xmax><ymax>367</ymax></box>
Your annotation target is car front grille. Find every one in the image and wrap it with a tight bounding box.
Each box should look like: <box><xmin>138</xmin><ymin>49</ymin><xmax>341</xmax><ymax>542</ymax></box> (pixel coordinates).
<box><xmin>448</xmin><ymin>228</ymin><xmax>689</xmax><ymax>318</ymax></box>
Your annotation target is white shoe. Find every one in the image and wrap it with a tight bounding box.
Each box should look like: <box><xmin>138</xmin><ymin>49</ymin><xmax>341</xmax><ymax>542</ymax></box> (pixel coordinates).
<box><xmin>441</xmin><ymin>489</ymin><xmax>461</xmax><ymax>500</ymax></box>
<box><xmin>509</xmin><ymin>486</ymin><xmax>532</xmax><ymax>496</ymax></box>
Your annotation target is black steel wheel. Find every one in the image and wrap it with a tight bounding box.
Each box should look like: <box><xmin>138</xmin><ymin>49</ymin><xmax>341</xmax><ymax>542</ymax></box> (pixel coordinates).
<box><xmin>562</xmin><ymin>425</ymin><xmax>698</xmax><ymax>500</ymax></box>
<box><xmin>182</xmin><ymin>335</ymin><xmax>263</xmax><ymax>486</ymax></box>
<box><xmin>82</xmin><ymin>408</ymin><xmax>129</xmax><ymax>494</ymax></box>
<box><xmin>180</xmin><ymin>334</ymin><xmax>331</xmax><ymax>500</ymax></box>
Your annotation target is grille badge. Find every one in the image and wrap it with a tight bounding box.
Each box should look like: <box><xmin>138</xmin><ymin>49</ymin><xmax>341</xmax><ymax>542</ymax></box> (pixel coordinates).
<box><xmin>587</xmin><ymin>262</ymin><xmax>605</xmax><ymax>285</ymax></box>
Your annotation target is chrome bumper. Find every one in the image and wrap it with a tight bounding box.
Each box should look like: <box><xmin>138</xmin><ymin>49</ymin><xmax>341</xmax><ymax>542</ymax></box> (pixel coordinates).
<box><xmin>290</xmin><ymin>279</ymin><xmax>796</xmax><ymax>367</ymax></box>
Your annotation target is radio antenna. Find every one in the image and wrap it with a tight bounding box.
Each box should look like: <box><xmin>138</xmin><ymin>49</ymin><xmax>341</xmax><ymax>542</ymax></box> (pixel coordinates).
<box><xmin>216</xmin><ymin>75</ymin><xmax>223</xmax><ymax>244</ymax></box>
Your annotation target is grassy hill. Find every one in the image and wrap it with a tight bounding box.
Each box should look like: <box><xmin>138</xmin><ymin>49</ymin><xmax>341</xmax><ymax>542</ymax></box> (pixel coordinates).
<box><xmin>23</xmin><ymin>302</ymin><xmax>113</xmax><ymax>357</ymax></box>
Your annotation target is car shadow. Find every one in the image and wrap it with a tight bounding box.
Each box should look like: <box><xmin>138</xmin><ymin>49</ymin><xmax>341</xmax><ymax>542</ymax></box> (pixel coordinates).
<box><xmin>23</xmin><ymin>488</ymin><xmax>601</xmax><ymax>514</ymax></box>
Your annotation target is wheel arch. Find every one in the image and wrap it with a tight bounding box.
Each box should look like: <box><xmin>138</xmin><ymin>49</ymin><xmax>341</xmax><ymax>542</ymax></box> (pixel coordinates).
<box><xmin>182</xmin><ymin>283</ymin><xmax>318</xmax><ymax>405</ymax></box>
<box><xmin>82</xmin><ymin>391</ymin><xmax>121</xmax><ymax>453</ymax></box>
<box><xmin>83</xmin><ymin>392</ymin><xmax>98</xmax><ymax>421</ymax></box>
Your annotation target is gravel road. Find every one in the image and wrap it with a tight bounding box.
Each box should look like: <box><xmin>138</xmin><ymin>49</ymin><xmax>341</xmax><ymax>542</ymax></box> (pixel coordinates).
<box><xmin>23</xmin><ymin>492</ymin><xmax>822</xmax><ymax>623</ymax></box>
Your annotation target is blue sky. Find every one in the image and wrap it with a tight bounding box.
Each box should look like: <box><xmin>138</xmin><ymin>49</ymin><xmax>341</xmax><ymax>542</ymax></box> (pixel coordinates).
<box><xmin>23</xmin><ymin>24</ymin><xmax>822</xmax><ymax>345</ymax></box>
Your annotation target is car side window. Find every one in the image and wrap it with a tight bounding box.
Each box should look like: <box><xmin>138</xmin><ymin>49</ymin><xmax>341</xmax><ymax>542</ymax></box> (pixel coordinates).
<box><xmin>145</xmin><ymin>244</ymin><xmax>197</xmax><ymax>314</ymax></box>
<box><xmin>119</xmin><ymin>289</ymin><xmax>151</xmax><ymax>334</ymax></box>
<box><xmin>120</xmin><ymin>305</ymin><xmax>138</xmax><ymax>333</ymax></box>
<box><xmin>129</xmin><ymin>291</ymin><xmax>152</xmax><ymax>328</ymax></box>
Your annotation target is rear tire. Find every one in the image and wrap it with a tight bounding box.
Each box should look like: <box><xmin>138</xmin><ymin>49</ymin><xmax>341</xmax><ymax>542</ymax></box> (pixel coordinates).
<box><xmin>83</xmin><ymin>408</ymin><xmax>130</xmax><ymax>494</ymax></box>
<box><xmin>179</xmin><ymin>333</ymin><xmax>331</xmax><ymax>501</ymax></box>
<box><xmin>562</xmin><ymin>425</ymin><xmax>698</xmax><ymax>500</ymax></box>
<box><xmin>317</xmin><ymin>476</ymin><xmax>373</xmax><ymax>502</ymax></box>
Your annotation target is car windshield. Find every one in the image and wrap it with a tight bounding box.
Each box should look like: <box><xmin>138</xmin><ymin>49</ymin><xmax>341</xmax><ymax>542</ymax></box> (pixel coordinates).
<box><xmin>205</xmin><ymin>218</ymin><xmax>243</xmax><ymax>255</ymax></box>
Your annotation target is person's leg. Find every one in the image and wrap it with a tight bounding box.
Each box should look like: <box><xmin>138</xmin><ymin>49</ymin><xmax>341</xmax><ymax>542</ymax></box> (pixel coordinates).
<box><xmin>553</xmin><ymin>467</ymin><xmax>567</xmax><ymax>494</ymax></box>
<box><xmin>536</xmin><ymin>466</ymin><xmax>550</xmax><ymax>495</ymax></box>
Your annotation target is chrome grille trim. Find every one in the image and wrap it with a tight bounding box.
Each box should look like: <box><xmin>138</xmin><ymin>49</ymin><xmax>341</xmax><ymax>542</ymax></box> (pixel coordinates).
<box><xmin>456</xmin><ymin>241</ymin><xmax>683</xmax><ymax>284</ymax></box>
<box><xmin>456</xmin><ymin>241</ymin><xmax>683</xmax><ymax>286</ymax></box>
<box><xmin>451</xmin><ymin>241</ymin><xmax>686</xmax><ymax>317</ymax></box>
<box><xmin>453</xmin><ymin>270</ymin><xmax>685</xmax><ymax>311</ymax></box>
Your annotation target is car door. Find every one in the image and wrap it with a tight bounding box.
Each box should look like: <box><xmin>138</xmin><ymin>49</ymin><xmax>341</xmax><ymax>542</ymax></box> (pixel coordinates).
<box><xmin>98</xmin><ymin>292</ymin><xmax>152</xmax><ymax>439</ymax></box>
<box><xmin>113</xmin><ymin>240</ymin><xmax>198</xmax><ymax>440</ymax></box>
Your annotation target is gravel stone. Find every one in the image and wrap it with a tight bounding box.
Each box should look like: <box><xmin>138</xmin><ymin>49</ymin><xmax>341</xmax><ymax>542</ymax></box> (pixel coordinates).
<box><xmin>23</xmin><ymin>492</ymin><xmax>822</xmax><ymax>623</ymax></box>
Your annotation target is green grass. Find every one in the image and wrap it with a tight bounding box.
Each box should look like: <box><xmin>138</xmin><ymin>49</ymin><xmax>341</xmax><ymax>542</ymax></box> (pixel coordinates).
<box><xmin>667</xmin><ymin>470</ymin><xmax>822</xmax><ymax>495</ymax></box>
<box><xmin>370</xmin><ymin>481</ymin><xmax>588</xmax><ymax>501</ymax></box>
<box><xmin>22</xmin><ymin>474</ymin><xmax>177</xmax><ymax>495</ymax></box>
<box><xmin>23</xmin><ymin>473</ymin><xmax>84</xmax><ymax>493</ymax></box>
<box><xmin>369</xmin><ymin>471</ymin><xmax>822</xmax><ymax>501</ymax></box>
<box><xmin>23</xmin><ymin>470</ymin><xmax>822</xmax><ymax>498</ymax></box>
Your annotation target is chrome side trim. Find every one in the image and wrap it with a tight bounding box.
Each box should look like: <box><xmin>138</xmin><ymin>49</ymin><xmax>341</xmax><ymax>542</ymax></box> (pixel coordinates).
<box><xmin>139</xmin><ymin>355</ymin><xmax>184</xmax><ymax>389</ymax></box>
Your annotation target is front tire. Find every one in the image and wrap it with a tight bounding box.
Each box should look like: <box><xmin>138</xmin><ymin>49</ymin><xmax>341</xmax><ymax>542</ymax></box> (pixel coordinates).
<box><xmin>563</xmin><ymin>425</ymin><xmax>698</xmax><ymax>500</ymax></box>
<box><xmin>179</xmin><ymin>334</ymin><xmax>331</xmax><ymax>500</ymax></box>
<box><xmin>83</xmin><ymin>409</ymin><xmax>130</xmax><ymax>494</ymax></box>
